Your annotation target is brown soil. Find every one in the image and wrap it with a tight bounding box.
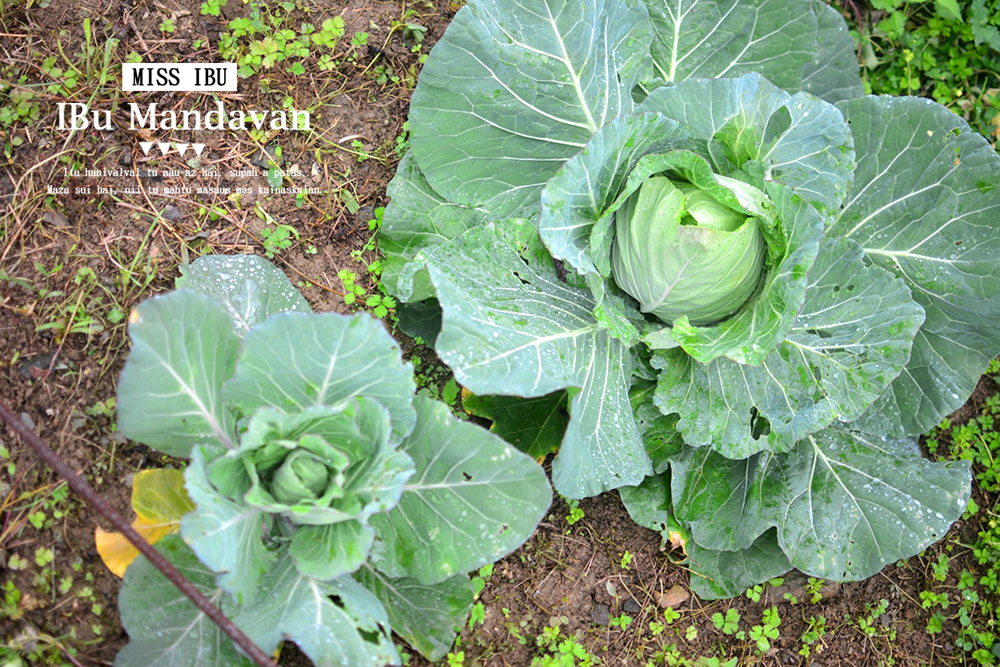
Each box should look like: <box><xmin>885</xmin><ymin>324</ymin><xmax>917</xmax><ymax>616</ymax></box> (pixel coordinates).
<box><xmin>421</xmin><ymin>493</ymin><xmax>975</xmax><ymax>667</ymax></box>
<box><xmin>0</xmin><ymin>1</ymin><xmax>995</xmax><ymax>666</ymax></box>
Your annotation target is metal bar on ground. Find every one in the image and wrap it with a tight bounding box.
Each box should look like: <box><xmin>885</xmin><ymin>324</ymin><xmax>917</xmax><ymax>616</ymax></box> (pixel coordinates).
<box><xmin>0</xmin><ymin>401</ymin><xmax>277</xmax><ymax>667</ymax></box>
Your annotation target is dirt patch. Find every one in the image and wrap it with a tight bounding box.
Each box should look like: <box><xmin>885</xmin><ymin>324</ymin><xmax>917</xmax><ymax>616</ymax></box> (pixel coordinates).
<box><xmin>422</xmin><ymin>491</ymin><xmax>975</xmax><ymax>667</ymax></box>
<box><xmin>1</xmin><ymin>276</ymin><xmax>139</xmax><ymax>664</ymax></box>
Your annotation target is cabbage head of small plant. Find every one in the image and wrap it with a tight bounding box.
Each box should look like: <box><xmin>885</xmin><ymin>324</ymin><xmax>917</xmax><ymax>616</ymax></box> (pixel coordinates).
<box><xmin>112</xmin><ymin>255</ymin><xmax>552</xmax><ymax>665</ymax></box>
<box><xmin>378</xmin><ymin>0</ymin><xmax>1000</xmax><ymax>599</ymax></box>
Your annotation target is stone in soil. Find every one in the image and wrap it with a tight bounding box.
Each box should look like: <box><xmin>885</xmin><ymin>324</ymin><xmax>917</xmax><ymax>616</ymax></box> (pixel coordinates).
<box><xmin>590</xmin><ymin>603</ymin><xmax>610</xmax><ymax>626</ymax></box>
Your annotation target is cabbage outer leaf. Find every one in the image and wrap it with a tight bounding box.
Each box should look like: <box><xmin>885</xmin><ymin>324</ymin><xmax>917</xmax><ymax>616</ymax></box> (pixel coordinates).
<box><xmin>356</xmin><ymin>565</ymin><xmax>474</xmax><ymax>662</ymax></box>
<box><xmin>833</xmin><ymin>96</ymin><xmax>1000</xmax><ymax>436</ymax></box>
<box><xmin>618</xmin><ymin>478</ymin><xmax>792</xmax><ymax>600</ymax></box>
<box><xmin>619</xmin><ymin>473</ymin><xmax>676</xmax><ymax>538</ymax></box>
<box><xmin>800</xmin><ymin>1</ymin><xmax>866</xmax><ymax>102</ymax></box>
<box><xmin>462</xmin><ymin>391</ymin><xmax>569</xmax><ymax>460</ymax></box>
<box><xmin>222</xmin><ymin>312</ymin><xmax>417</xmax><ymax>441</ymax></box>
<box><xmin>117</xmin><ymin>290</ymin><xmax>239</xmax><ymax>456</ymax></box>
<box><xmin>686</xmin><ymin>533</ymin><xmax>792</xmax><ymax>600</ymax></box>
<box><xmin>417</xmin><ymin>219</ymin><xmax>651</xmax><ymax>498</ymax></box>
<box><xmin>629</xmin><ymin>381</ymin><xmax>683</xmax><ymax>475</ymax></box>
<box><xmin>643</xmin><ymin>0</ymin><xmax>861</xmax><ymax>104</ymax></box>
<box><xmin>410</xmin><ymin>0</ymin><xmax>651</xmax><ymax>212</ymax></box>
<box><xmin>290</xmin><ymin>521</ymin><xmax>376</xmax><ymax>582</ymax></box>
<box><xmin>233</xmin><ymin>555</ymin><xmax>399</xmax><ymax>667</ymax></box>
<box><xmin>174</xmin><ymin>254</ymin><xmax>311</xmax><ymax>337</ymax></box>
<box><xmin>116</xmin><ymin>536</ymin><xmax>250</xmax><ymax>667</ymax></box>
<box><xmin>370</xmin><ymin>397</ymin><xmax>552</xmax><ymax>583</ymax></box>
<box><xmin>669</xmin><ymin>426</ymin><xmax>970</xmax><ymax>580</ymax></box>
<box><xmin>381</xmin><ymin>153</ymin><xmax>488</xmax><ymax>302</ymax></box>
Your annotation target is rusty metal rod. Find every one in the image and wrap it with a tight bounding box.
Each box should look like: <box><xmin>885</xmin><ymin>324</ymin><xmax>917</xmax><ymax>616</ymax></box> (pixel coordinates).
<box><xmin>0</xmin><ymin>401</ymin><xmax>277</xmax><ymax>667</ymax></box>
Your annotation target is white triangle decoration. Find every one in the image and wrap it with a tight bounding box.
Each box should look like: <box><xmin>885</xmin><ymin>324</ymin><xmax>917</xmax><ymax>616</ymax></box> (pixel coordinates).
<box><xmin>175</xmin><ymin>143</ymin><xmax>190</xmax><ymax>157</ymax></box>
<box><xmin>156</xmin><ymin>142</ymin><xmax>171</xmax><ymax>156</ymax></box>
<box><xmin>139</xmin><ymin>142</ymin><xmax>154</xmax><ymax>156</ymax></box>
<box><xmin>192</xmin><ymin>143</ymin><xmax>206</xmax><ymax>156</ymax></box>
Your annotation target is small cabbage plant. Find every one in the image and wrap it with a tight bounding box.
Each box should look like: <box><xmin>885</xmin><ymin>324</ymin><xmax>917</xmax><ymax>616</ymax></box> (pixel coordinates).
<box><xmin>113</xmin><ymin>255</ymin><xmax>551</xmax><ymax>665</ymax></box>
<box><xmin>379</xmin><ymin>0</ymin><xmax>1000</xmax><ymax>598</ymax></box>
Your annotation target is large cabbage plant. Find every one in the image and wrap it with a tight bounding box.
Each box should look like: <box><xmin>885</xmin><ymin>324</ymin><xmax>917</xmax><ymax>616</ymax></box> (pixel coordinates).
<box><xmin>380</xmin><ymin>0</ymin><xmax>1000</xmax><ymax>598</ymax></box>
<box><xmin>112</xmin><ymin>255</ymin><xmax>551</xmax><ymax>664</ymax></box>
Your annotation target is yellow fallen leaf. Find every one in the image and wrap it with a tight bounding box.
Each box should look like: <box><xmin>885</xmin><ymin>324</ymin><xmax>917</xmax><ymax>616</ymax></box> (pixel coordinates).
<box><xmin>95</xmin><ymin>517</ymin><xmax>177</xmax><ymax>577</ymax></box>
<box><xmin>131</xmin><ymin>469</ymin><xmax>194</xmax><ymax>523</ymax></box>
<box><xmin>95</xmin><ymin>468</ymin><xmax>194</xmax><ymax>577</ymax></box>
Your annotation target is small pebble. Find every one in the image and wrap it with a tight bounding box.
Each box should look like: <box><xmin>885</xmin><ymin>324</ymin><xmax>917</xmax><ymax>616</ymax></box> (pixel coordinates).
<box><xmin>42</xmin><ymin>210</ymin><xmax>69</xmax><ymax>227</ymax></box>
<box><xmin>590</xmin><ymin>603</ymin><xmax>609</xmax><ymax>626</ymax></box>
<box><xmin>656</xmin><ymin>584</ymin><xmax>690</xmax><ymax>608</ymax></box>
<box><xmin>162</xmin><ymin>205</ymin><xmax>182</xmax><ymax>222</ymax></box>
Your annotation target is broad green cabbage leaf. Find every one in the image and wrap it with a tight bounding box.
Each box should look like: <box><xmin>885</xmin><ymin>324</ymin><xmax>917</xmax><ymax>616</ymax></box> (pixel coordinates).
<box><xmin>416</xmin><ymin>219</ymin><xmax>649</xmax><ymax>498</ymax></box>
<box><xmin>175</xmin><ymin>253</ymin><xmax>311</xmax><ymax>337</ymax></box>
<box><xmin>667</xmin><ymin>426</ymin><xmax>970</xmax><ymax>581</ymax></box>
<box><xmin>409</xmin><ymin>0</ymin><xmax>652</xmax><ymax>213</ymax></box>
<box><xmin>116</xmin><ymin>536</ymin><xmax>250</xmax><ymax>667</ymax></box>
<box><xmin>642</xmin><ymin>0</ymin><xmax>862</xmax><ymax>103</ymax></box>
<box><xmin>833</xmin><ymin>96</ymin><xmax>1000</xmax><ymax>436</ymax></box>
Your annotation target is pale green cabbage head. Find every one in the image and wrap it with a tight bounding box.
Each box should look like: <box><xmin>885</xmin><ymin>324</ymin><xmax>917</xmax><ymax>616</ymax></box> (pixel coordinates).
<box><xmin>239</xmin><ymin>426</ymin><xmax>364</xmax><ymax>525</ymax></box>
<box><xmin>269</xmin><ymin>443</ymin><xmax>344</xmax><ymax>506</ymax></box>
<box><xmin>611</xmin><ymin>175</ymin><xmax>766</xmax><ymax>325</ymax></box>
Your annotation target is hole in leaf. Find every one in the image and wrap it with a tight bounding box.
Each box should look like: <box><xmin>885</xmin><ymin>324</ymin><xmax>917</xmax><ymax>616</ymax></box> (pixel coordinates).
<box><xmin>762</xmin><ymin>106</ymin><xmax>792</xmax><ymax>148</ymax></box>
<box><xmin>358</xmin><ymin>629</ymin><xmax>381</xmax><ymax>645</ymax></box>
<box><xmin>749</xmin><ymin>407</ymin><xmax>771</xmax><ymax>440</ymax></box>
<box><xmin>553</xmin><ymin>258</ymin><xmax>568</xmax><ymax>283</ymax></box>
<box><xmin>511</xmin><ymin>271</ymin><xmax>531</xmax><ymax>286</ymax></box>
<box><xmin>330</xmin><ymin>595</ymin><xmax>345</xmax><ymax>609</ymax></box>
<box><xmin>805</xmin><ymin>328</ymin><xmax>833</xmax><ymax>339</ymax></box>
<box><xmin>462</xmin><ymin>471</ymin><xmax>472</xmax><ymax>481</ymax></box>
<box><xmin>496</xmin><ymin>523</ymin><xmax>509</xmax><ymax>536</ymax></box>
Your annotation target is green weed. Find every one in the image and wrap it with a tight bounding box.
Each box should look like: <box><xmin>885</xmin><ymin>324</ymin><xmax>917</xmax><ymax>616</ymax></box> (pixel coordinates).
<box><xmin>857</xmin><ymin>0</ymin><xmax>1000</xmax><ymax>138</ymax></box>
